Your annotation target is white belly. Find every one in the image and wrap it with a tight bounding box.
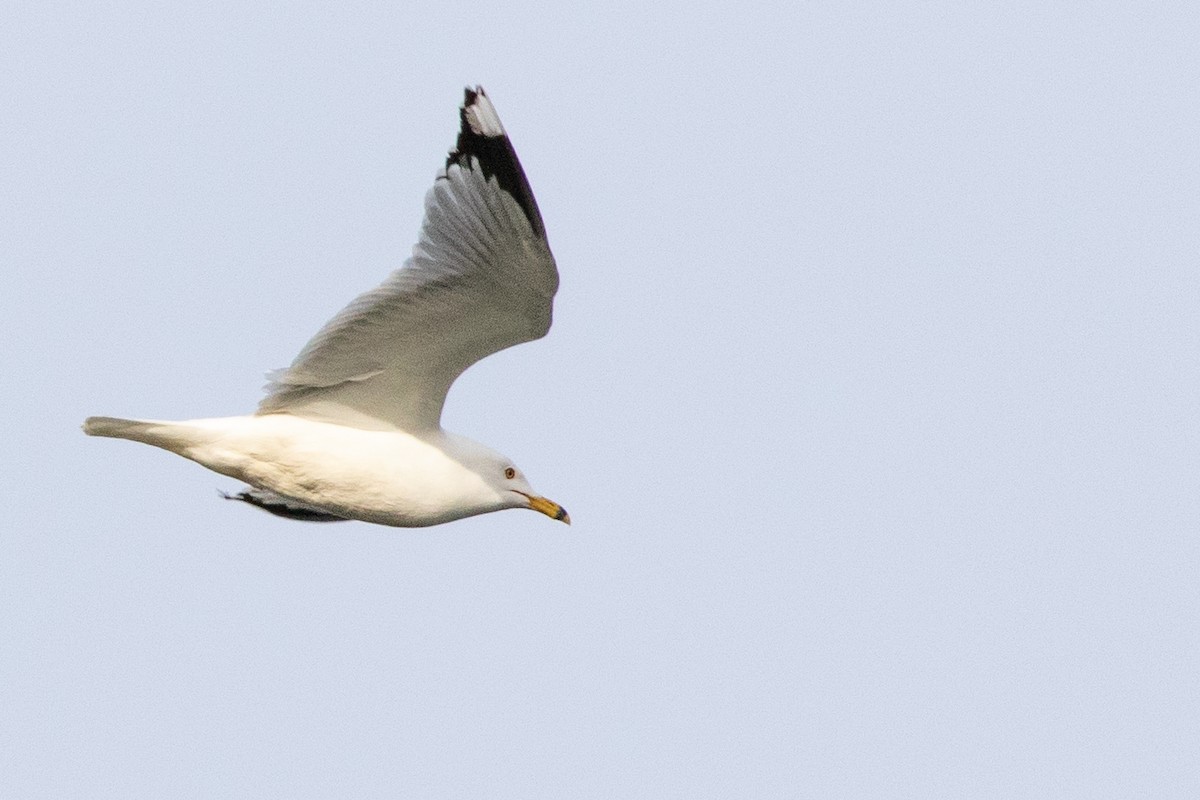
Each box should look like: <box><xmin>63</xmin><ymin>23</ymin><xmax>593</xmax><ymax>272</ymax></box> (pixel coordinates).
<box><xmin>171</xmin><ymin>414</ymin><xmax>498</xmax><ymax>526</ymax></box>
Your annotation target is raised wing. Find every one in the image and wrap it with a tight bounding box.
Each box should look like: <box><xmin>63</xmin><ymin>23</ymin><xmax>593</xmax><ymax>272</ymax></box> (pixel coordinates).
<box><xmin>257</xmin><ymin>87</ymin><xmax>558</xmax><ymax>431</ymax></box>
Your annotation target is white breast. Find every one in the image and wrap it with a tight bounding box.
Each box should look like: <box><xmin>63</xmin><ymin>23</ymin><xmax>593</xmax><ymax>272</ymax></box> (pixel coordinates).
<box><xmin>173</xmin><ymin>414</ymin><xmax>504</xmax><ymax>527</ymax></box>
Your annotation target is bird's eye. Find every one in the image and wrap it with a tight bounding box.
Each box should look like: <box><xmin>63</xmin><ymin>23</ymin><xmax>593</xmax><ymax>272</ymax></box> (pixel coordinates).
<box><xmin>504</xmin><ymin>467</ymin><xmax>516</xmax><ymax>479</ymax></box>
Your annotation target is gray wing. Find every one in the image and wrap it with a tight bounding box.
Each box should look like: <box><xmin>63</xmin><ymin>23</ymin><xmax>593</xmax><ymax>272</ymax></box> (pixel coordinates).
<box><xmin>257</xmin><ymin>87</ymin><xmax>558</xmax><ymax>432</ymax></box>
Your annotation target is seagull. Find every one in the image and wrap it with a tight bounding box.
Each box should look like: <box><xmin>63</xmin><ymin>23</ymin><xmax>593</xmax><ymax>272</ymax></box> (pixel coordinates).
<box><xmin>84</xmin><ymin>87</ymin><xmax>569</xmax><ymax>528</ymax></box>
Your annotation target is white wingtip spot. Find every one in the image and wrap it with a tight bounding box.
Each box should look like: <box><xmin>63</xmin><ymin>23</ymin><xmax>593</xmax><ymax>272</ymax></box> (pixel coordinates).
<box><xmin>464</xmin><ymin>89</ymin><xmax>505</xmax><ymax>137</ymax></box>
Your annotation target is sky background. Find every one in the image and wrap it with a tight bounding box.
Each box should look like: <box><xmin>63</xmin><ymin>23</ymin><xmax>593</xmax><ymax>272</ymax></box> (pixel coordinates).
<box><xmin>3</xmin><ymin>2</ymin><xmax>1199</xmax><ymax>797</ymax></box>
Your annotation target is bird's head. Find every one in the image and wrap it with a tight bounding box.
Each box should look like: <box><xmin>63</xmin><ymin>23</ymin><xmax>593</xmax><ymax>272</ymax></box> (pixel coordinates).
<box><xmin>496</xmin><ymin>461</ymin><xmax>570</xmax><ymax>524</ymax></box>
<box><xmin>454</xmin><ymin>441</ymin><xmax>569</xmax><ymax>525</ymax></box>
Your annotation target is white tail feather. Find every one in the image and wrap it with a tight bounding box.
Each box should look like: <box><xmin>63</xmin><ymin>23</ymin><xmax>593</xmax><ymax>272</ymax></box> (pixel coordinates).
<box><xmin>81</xmin><ymin>416</ymin><xmax>214</xmax><ymax>456</ymax></box>
<box><xmin>82</xmin><ymin>416</ymin><xmax>150</xmax><ymax>439</ymax></box>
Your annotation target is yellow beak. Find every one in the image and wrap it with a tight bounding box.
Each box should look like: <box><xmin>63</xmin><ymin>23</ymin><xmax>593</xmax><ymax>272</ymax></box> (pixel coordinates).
<box><xmin>525</xmin><ymin>494</ymin><xmax>571</xmax><ymax>525</ymax></box>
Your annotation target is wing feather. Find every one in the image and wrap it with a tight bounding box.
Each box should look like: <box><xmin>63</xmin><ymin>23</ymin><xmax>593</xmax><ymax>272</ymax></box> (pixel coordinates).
<box><xmin>257</xmin><ymin>88</ymin><xmax>557</xmax><ymax>432</ymax></box>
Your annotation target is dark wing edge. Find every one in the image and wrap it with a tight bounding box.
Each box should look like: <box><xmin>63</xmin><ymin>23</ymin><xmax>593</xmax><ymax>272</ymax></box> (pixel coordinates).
<box><xmin>445</xmin><ymin>86</ymin><xmax>547</xmax><ymax>239</ymax></box>
<box><xmin>221</xmin><ymin>488</ymin><xmax>350</xmax><ymax>522</ymax></box>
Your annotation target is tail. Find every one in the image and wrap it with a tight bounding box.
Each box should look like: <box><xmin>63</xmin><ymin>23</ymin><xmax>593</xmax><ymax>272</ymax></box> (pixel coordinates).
<box><xmin>82</xmin><ymin>416</ymin><xmax>153</xmax><ymax>440</ymax></box>
<box><xmin>81</xmin><ymin>416</ymin><xmax>211</xmax><ymax>455</ymax></box>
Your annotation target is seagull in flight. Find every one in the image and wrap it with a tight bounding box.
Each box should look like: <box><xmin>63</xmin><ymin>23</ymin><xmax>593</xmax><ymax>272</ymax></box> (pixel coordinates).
<box><xmin>84</xmin><ymin>87</ymin><xmax>569</xmax><ymax>527</ymax></box>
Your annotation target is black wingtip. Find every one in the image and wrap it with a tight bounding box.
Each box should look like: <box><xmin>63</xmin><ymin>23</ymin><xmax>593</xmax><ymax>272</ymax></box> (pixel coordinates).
<box><xmin>444</xmin><ymin>86</ymin><xmax>546</xmax><ymax>238</ymax></box>
<box><xmin>221</xmin><ymin>488</ymin><xmax>348</xmax><ymax>523</ymax></box>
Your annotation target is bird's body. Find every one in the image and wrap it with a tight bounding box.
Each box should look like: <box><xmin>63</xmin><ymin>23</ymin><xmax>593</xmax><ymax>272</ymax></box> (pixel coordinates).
<box><xmin>84</xmin><ymin>88</ymin><xmax>569</xmax><ymax>528</ymax></box>
<box><xmin>83</xmin><ymin>414</ymin><xmax>537</xmax><ymax>527</ymax></box>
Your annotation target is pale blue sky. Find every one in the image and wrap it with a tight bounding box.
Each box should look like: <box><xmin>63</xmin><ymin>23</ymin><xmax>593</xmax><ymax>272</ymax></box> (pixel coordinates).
<box><xmin>3</xmin><ymin>2</ymin><xmax>1199</xmax><ymax>797</ymax></box>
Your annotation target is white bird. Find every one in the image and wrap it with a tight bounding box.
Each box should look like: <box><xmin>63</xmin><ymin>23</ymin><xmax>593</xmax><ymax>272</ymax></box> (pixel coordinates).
<box><xmin>84</xmin><ymin>87</ymin><xmax>569</xmax><ymax>528</ymax></box>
